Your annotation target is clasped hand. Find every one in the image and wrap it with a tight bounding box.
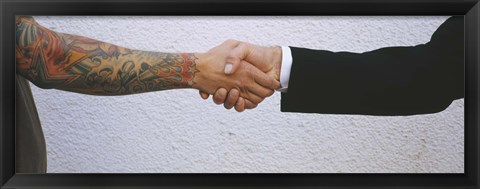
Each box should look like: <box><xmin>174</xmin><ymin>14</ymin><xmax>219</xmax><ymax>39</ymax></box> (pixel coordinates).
<box><xmin>192</xmin><ymin>40</ymin><xmax>282</xmax><ymax>112</ymax></box>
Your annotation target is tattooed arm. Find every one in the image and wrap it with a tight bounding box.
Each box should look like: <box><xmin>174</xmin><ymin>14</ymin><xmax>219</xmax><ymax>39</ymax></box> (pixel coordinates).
<box><xmin>16</xmin><ymin>16</ymin><xmax>278</xmax><ymax>103</ymax></box>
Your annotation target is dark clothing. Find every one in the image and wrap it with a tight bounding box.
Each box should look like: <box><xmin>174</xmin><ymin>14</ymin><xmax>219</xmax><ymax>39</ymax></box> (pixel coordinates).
<box><xmin>14</xmin><ymin>16</ymin><xmax>463</xmax><ymax>172</ymax></box>
<box><xmin>281</xmin><ymin>16</ymin><xmax>464</xmax><ymax>115</ymax></box>
<box><xmin>16</xmin><ymin>75</ymin><xmax>47</xmax><ymax>173</ymax></box>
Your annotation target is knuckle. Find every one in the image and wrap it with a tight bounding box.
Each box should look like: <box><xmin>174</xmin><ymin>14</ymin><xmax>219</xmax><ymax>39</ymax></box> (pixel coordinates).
<box><xmin>227</xmin><ymin>94</ymin><xmax>238</xmax><ymax>104</ymax></box>
<box><xmin>250</xmin><ymin>97</ymin><xmax>261</xmax><ymax>105</ymax></box>
<box><xmin>225</xmin><ymin>39</ymin><xmax>238</xmax><ymax>46</ymax></box>
<box><xmin>257</xmin><ymin>97</ymin><xmax>265</xmax><ymax>104</ymax></box>
<box><xmin>237</xmin><ymin>42</ymin><xmax>246</xmax><ymax>50</ymax></box>
<box><xmin>247</xmin><ymin>103</ymin><xmax>258</xmax><ymax>109</ymax></box>
<box><xmin>229</xmin><ymin>90</ymin><xmax>239</xmax><ymax>99</ymax></box>
<box><xmin>267</xmin><ymin>79</ymin><xmax>275</xmax><ymax>89</ymax></box>
<box><xmin>226</xmin><ymin>97</ymin><xmax>236</xmax><ymax>105</ymax></box>
<box><xmin>238</xmin><ymin>84</ymin><xmax>247</xmax><ymax>94</ymax></box>
<box><xmin>261</xmin><ymin>89</ymin><xmax>272</xmax><ymax>97</ymax></box>
<box><xmin>226</xmin><ymin>55</ymin><xmax>238</xmax><ymax>64</ymax></box>
<box><xmin>267</xmin><ymin>89</ymin><xmax>275</xmax><ymax>97</ymax></box>
<box><xmin>244</xmin><ymin>65</ymin><xmax>255</xmax><ymax>76</ymax></box>
<box><xmin>213</xmin><ymin>95</ymin><xmax>224</xmax><ymax>104</ymax></box>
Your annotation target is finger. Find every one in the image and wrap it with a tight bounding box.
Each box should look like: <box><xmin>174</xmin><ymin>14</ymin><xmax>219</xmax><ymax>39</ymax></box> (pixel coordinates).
<box><xmin>251</xmin><ymin>66</ymin><xmax>281</xmax><ymax>90</ymax></box>
<box><xmin>241</xmin><ymin>61</ymin><xmax>280</xmax><ymax>92</ymax></box>
<box><xmin>244</xmin><ymin>99</ymin><xmax>258</xmax><ymax>109</ymax></box>
<box><xmin>224</xmin><ymin>42</ymin><xmax>255</xmax><ymax>75</ymax></box>
<box><xmin>199</xmin><ymin>91</ymin><xmax>210</xmax><ymax>100</ymax></box>
<box><xmin>237</xmin><ymin>62</ymin><xmax>275</xmax><ymax>103</ymax></box>
<box><xmin>213</xmin><ymin>88</ymin><xmax>228</xmax><ymax>105</ymax></box>
<box><xmin>234</xmin><ymin>97</ymin><xmax>246</xmax><ymax>112</ymax></box>
<box><xmin>224</xmin><ymin>89</ymin><xmax>240</xmax><ymax>110</ymax></box>
<box><xmin>242</xmin><ymin>90</ymin><xmax>264</xmax><ymax>105</ymax></box>
<box><xmin>228</xmin><ymin>42</ymin><xmax>273</xmax><ymax>71</ymax></box>
<box><xmin>248</xmin><ymin>83</ymin><xmax>275</xmax><ymax>99</ymax></box>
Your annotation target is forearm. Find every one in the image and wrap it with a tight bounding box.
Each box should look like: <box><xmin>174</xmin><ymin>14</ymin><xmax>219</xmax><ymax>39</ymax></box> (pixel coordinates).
<box><xmin>282</xmin><ymin>43</ymin><xmax>463</xmax><ymax>115</ymax></box>
<box><xmin>16</xmin><ymin>16</ymin><xmax>199</xmax><ymax>95</ymax></box>
<box><xmin>283</xmin><ymin>17</ymin><xmax>463</xmax><ymax>115</ymax></box>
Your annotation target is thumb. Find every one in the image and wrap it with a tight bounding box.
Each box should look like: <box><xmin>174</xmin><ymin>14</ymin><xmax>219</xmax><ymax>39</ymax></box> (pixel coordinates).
<box><xmin>224</xmin><ymin>41</ymin><xmax>259</xmax><ymax>75</ymax></box>
<box><xmin>224</xmin><ymin>54</ymin><xmax>242</xmax><ymax>75</ymax></box>
<box><xmin>226</xmin><ymin>42</ymin><xmax>273</xmax><ymax>74</ymax></box>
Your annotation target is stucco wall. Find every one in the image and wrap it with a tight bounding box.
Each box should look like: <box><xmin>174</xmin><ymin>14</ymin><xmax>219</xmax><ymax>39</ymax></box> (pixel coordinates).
<box><xmin>30</xmin><ymin>16</ymin><xmax>464</xmax><ymax>173</ymax></box>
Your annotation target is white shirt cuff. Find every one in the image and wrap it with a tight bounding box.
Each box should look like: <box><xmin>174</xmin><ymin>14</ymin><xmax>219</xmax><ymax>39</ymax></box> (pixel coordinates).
<box><xmin>278</xmin><ymin>46</ymin><xmax>293</xmax><ymax>92</ymax></box>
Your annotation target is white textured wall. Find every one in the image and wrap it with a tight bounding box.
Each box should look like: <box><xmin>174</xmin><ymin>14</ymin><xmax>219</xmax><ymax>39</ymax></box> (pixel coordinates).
<box><xmin>30</xmin><ymin>16</ymin><xmax>464</xmax><ymax>173</ymax></box>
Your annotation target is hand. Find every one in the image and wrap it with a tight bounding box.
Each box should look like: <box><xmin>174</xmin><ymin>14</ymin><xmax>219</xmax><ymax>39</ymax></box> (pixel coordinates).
<box><xmin>193</xmin><ymin>40</ymin><xmax>280</xmax><ymax>107</ymax></box>
<box><xmin>199</xmin><ymin>40</ymin><xmax>282</xmax><ymax>112</ymax></box>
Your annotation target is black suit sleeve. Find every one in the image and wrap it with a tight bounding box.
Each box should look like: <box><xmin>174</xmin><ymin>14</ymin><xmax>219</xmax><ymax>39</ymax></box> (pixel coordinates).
<box><xmin>280</xmin><ymin>16</ymin><xmax>464</xmax><ymax>115</ymax></box>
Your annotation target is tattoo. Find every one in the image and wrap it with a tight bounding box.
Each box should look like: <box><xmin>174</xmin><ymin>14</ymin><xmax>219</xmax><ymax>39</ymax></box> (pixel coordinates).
<box><xmin>15</xmin><ymin>16</ymin><xmax>198</xmax><ymax>95</ymax></box>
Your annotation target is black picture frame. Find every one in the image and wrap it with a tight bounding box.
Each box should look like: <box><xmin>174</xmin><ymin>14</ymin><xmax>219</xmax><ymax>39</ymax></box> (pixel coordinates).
<box><xmin>1</xmin><ymin>0</ymin><xmax>479</xmax><ymax>188</ymax></box>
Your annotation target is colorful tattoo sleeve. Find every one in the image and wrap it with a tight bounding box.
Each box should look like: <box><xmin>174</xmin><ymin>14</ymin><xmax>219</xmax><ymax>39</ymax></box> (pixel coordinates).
<box><xmin>16</xmin><ymin>16</ymin><xmax>198</xmax><ymax>95</ymax></box>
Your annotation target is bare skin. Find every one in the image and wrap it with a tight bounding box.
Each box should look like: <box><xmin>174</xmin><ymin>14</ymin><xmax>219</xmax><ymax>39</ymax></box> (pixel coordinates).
<box><xmin>16</xmin><ymin>16</ymin><xmax>278</xmax><ymax>104</ymax></box>
<box><xmin>199</xmin><ymin>41</ymin><xmax>283</xmax><ymax>112</ymax></box>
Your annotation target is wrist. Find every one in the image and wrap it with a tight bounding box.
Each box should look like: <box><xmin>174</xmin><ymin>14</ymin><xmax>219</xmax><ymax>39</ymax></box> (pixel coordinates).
<box><xmin>271</xmin><ymin>46</ymin><xmax>282</xmax><ymax>82</ymax></box>
<box><xmin>192</xmin><ymin>52</ymin><xmax>208</xmax><ymax>90</ymax></box>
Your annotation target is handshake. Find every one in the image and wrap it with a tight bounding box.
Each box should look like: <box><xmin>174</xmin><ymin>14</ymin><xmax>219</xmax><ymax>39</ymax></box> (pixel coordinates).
<box><xmin>15</xmin><ymin>16</ymin><xmax>464</xmax><ymax>117</ymax></box>
<box><xmin>192</xmin><ymin>39</ymin><xmax>283</xmax><ymax>112</ymax></box>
